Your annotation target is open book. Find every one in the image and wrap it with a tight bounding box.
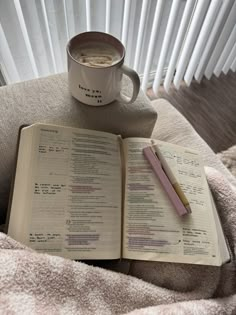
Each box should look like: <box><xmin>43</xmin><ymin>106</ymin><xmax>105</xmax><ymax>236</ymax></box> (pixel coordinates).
<box><xmin>7</xmin><ymin>123</ymin><xmax>230</xmax><ymax>266</ymax></box>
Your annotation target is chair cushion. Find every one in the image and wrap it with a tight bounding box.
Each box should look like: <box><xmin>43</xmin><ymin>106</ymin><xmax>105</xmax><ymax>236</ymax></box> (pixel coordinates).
<box><xmin>151</xmin><ymin>98</ymin><xmax>236</xmax><ymax>187</ymax></box>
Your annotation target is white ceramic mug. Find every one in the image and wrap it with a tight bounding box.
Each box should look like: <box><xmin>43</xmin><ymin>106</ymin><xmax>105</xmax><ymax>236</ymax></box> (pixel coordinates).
<box><xmin>67</xmin><ymin>32</ymin><xmax>140</xmax><ymax>106</ymax></box>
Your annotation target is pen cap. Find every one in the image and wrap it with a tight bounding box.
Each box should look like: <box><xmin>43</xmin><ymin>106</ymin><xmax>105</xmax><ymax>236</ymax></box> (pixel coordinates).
<box><xmin>152</xmin><ymin>144</ymin><xmax>177</xmax><ymax>184</ymax></box>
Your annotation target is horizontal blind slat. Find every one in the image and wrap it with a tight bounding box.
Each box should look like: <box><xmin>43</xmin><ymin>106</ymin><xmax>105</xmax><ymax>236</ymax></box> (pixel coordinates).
<box><xmin>184</xmin><ymin>0</ymin><xmax>222</xmax><ymax>86</ymax></box>
<box><xmin>163</xmin><ymin>0</ymin><xmax>196</xmax><ymax>92</ymax></box>
<box><xmin>63</xmin><ymin>0</ymin><xmax>69</xmax><ymax>40</ymax></box>
<box><xmin>133</xmin><ymin>0</ymin><xmax>149</xmax><ymax>71</ymax></box>
<box><xmin>230</xmin><ymin>56</ymin><xmax>236</xmax><ymax>72</ymax></box>
<box><xmin>14</xmin><ymin>0</ymin><xmax>38</xmax><ymax>77</ymax></box>
<box><xmin>173</xmin><ymin>0</ymin><xmax>210</xmax><ymax>89</ymax></box>
<box><xmin>45</xmin><ymin>0</ymin><xmax>67</xmax><ymax>72</ymax></box>
<box><xmin>222</xmin><ymin>42</ymin><xmax>236</xmax><ymax>74</ymax></box>
<box><xmin>141</xmin><ymin>0</ymin><xmax>165</xmax><ymax>91</ymax></box>
<box><xmin>105</xmin><ymin>0</ymin><xmax>111</xmax><ymax>33</ymax></box>
<box><xmin>194</xmin><ymin>0</ymin><xmax>233</xmax><ymax>82</ymax></box>
<box><xmin>86</xmin><ymin>0</ymin><xmax>91</xmax><ymax>31</ymax></box>
<box><xmin>40</xmin><ymin>0</ymin><xmax>57</xmax><ymax>73</ymax></box>
<box><xmin>122</xmin><ymin>0</ymin><xmax>131</xmax><ymax>47</ymax></box>
<box><xmin>65</xmin><ymin>0</ymin><xmax>76</xmax><ymax>39</ymax></box>
<box><xmin>204</xmin><ymin>0</ymin><xmax>236</xmax><ymax>79</ymax></box>
<box><xmin>15</xmin><ymin>0</ymin><xmax>52</xmax><ymax>77</ymax></box>
<box><xmin>0</xmin><ymin>23</ymin><xmax>20</xmax><ymax>83</ymax></box>
<box><xmin>152</xmin><ymin>0</ymin><xmax>181</xmax><ymax>94</ymax></box>
<box><xmin>214</xmin><ymin>23</ymin><xmax>236</xmax><ymax>76</ymax></box>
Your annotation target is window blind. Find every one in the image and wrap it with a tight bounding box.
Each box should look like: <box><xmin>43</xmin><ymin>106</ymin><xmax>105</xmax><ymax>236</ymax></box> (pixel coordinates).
<box><xmin>0</xmin><ymin>0</ymin><xmax>235</xmax><ymax>93</ymax></box>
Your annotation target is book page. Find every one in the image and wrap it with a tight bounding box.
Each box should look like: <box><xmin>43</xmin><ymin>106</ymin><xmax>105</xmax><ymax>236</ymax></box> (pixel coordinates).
<box><xmin>122</xmin><ymin>138</ymin><xmax>222</xmax><ymax>265</ymax></box>
<box><xmin>13</xmin><ymin>124</ymin><xmax>122</xmax><ymax>260</ymax></box>
<box><xmin>210</xmin><ymin>191</ymin><xmax>230</xmax><ymax>264</ymax></box>
<box><xmin>8</xmin><ymin>127</ymin><xmax>34</xmax><ymax>241</ymax></box>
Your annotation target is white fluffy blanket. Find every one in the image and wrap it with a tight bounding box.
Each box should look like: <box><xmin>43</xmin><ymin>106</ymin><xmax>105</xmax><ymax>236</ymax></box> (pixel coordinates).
<box><xmin>217</xmin><ymin>145</ymin><xmax>236</xmax><ymax>178</ymax></box>
<box><xmin>0</xmin><ymin>167</ymin><xmax>236</xmax><ymax>314</ymax></box>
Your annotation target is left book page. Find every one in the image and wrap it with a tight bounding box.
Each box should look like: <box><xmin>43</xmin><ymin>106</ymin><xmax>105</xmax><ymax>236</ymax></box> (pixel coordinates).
<box><xmin>8</xmin><ymin>124</ymin><xmax>122</xmax><ymax>260</ymax></box>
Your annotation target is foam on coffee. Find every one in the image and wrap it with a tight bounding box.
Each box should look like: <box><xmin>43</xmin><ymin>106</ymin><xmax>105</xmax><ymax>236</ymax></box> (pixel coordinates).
<box><xmin>71</xmin><ymin>41</ymin><xmax>121</xmax><ymax>68</ymax></box>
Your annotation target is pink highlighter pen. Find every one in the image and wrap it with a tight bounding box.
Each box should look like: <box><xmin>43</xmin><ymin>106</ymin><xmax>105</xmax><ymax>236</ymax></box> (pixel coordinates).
<box><xmin>143</xmin><ymin>145</ymin><xmax>191</xmax><ymax>216</ymax></box>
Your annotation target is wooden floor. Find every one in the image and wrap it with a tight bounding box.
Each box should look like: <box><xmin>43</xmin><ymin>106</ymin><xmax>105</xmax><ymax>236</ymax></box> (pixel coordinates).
<box><xmin>147</xmin><ymin>70</ymin><xmax>236</xmax><ymax>153</ymax></box>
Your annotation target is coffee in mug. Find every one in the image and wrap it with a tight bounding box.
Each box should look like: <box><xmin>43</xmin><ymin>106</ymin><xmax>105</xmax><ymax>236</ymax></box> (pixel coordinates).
<box><xmin>67</xmin><ymin>32</ymin><xmax>140</xmax><ymax>106</ymax></box>
<box><xmin>71</xmin><ymin>42</ymin><xmax>121</xmax><ymax>68</ymax></box>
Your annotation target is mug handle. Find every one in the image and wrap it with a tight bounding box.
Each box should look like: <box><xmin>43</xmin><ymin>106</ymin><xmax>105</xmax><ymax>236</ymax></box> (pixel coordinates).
<box><xmin>118</xmin><ymin>64</ymin><xmax>140</xmax><ymax>104</ymax></box>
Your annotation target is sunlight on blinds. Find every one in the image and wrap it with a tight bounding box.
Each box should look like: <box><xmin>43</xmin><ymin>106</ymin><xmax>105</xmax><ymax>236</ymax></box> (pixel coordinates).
<box><xmin>0</xmin><ymin>0</ymin><xmax>235</xmax><ymax>93</ymax></box>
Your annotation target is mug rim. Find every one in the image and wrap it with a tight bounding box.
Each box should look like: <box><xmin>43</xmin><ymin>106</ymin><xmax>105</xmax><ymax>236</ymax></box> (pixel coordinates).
<box><xmin>67</xmin><ymin>31</ymin><xmax>125</xmax><ymax>69</ymax></box>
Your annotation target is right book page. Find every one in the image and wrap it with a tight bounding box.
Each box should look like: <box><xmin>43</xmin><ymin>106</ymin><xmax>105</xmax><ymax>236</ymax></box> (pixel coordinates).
<box><xmin>122</xmin><ymin>138</ymin><xmax>228</xmax><ymax>266</ymax></box>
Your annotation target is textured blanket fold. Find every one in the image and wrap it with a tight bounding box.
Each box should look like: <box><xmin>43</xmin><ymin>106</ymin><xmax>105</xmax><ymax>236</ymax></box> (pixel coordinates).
<box><xmin>0</xmin><ymin>167</ymin><xmax>236</xmax><ymax>314</ymax></box>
